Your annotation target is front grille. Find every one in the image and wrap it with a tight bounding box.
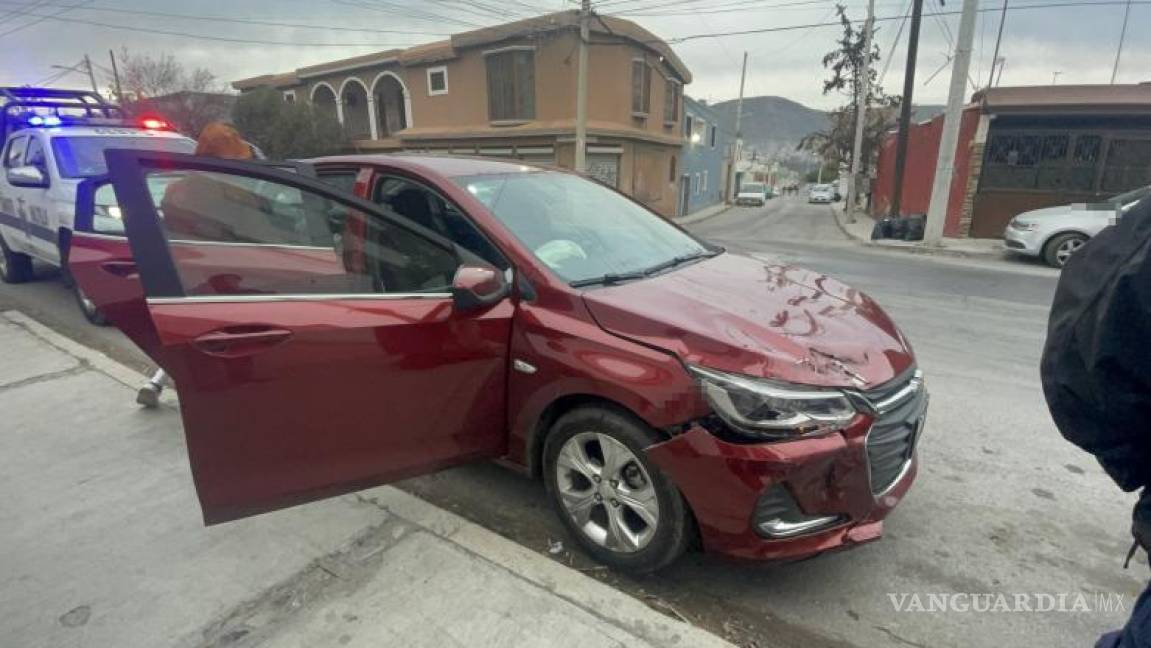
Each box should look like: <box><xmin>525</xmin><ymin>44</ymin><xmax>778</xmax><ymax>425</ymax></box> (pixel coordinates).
<box><xmin>864</xmin><ymin>369</ymin><xmax>928</xmax><ymax>494</ymax></box>
<box><xmin>1005</xmin><ymin>240</ymin><xmax>1025</xmax><ymax>250</ymax></box>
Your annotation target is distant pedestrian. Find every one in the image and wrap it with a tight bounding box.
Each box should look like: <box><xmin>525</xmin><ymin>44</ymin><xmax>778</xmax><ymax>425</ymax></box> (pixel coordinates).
<box><xmin>1041</xmin><ymin>193</ymin><xmax>1151</xmax><ymax>647</ymax></box>
<box><xmin>136</xmin><ymin>122</ymin><xmax>254</xmax><ymax>409</ymax></box>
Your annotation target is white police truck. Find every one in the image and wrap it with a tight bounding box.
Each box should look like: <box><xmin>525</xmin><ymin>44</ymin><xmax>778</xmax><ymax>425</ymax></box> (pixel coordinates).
<box><xmin>0</xmin><ymin>87</ymin><xmax>195</xmax><ymax>323</ymax></box>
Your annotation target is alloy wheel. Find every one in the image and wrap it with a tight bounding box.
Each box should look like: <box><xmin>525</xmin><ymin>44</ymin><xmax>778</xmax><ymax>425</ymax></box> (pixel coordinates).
<box><xmin>1055</xmin><ymin>237</ymin><xmax>1085</xmax><ymax>266</ymax></box>
<box><xmin>554</xmin><ymin>432</ymin><xmax>660</xmax><ymax>553</ymax></box>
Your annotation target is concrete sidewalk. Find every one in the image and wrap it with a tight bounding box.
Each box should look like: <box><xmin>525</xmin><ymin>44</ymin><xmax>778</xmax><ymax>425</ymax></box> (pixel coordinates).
<box><xmin>0</xmin><ymin>310</ymin><xmax>733</xmax><ymax>648</ymax></box>
<box><xmin>833</xmin><ymin>207</ymin><xmax>1008</xmax><ymax>260</ymax></box>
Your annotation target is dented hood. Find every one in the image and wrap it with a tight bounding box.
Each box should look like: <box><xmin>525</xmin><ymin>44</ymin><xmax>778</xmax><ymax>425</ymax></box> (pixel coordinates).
<box><xmin>581</xmin><ymin>252</ymin><xmax>914</xmax><ymax>389</ymax></box>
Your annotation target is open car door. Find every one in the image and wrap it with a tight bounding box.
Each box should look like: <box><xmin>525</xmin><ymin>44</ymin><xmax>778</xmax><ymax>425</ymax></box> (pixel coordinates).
<box><xmin>71</xmin><ymin>150</ymin><xmax>514</xmax><ymax>523</ymax></box>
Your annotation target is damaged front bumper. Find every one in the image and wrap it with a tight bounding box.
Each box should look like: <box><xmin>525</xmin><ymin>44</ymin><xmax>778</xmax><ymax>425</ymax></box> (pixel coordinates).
<box><xmin>646</xmin><ymin>401</ymin><xmax>923</xmax><ymax>561</ymax></box>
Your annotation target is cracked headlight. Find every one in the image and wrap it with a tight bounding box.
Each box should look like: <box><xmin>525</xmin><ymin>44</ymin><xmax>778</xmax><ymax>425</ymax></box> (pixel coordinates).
<box><xmin>690</xmin><ymin>365</ymin><xmax>858</xmax><ymax>439</ymax></box>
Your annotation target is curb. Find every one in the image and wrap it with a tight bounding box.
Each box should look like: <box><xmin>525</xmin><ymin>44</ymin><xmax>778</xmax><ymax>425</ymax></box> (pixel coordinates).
<box><xmin>0</xmin><ymin>309</ymin><xmax>736</xmax><ymax>648</ymax></box>
<box><xmin>675</xmin><ymin>203</ymin><xmax>732</xmax><ymax>226</ymax></box>
<box><xmin>832</xmin><ymin>208</ymin><xmax>1008</xmax><ymax>261</ymax></box>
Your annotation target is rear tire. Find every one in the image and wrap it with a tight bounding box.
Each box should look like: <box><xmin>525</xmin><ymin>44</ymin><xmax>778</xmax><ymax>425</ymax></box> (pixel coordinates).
<box><xmin>58</xmin><ymin>237</ymin><xmax>108</xmax><ymax>326</ymax></box>
<box><xmin>1043</xmin><ymin>232</ymin><xmax>1088</xmax><ymax>268</ymax></box>
<box><xmin>0</xmin><ymin>232</ymin><xmax>33</xmax><ymax>284</ymax></box>
<box><xmin>543</xmin><ymin>406</ymin><xmax>692</xmax><ymax>573</ymax></box>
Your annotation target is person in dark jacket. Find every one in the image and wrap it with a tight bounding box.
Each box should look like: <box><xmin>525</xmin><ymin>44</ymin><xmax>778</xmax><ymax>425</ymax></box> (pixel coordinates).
<box><xmin>1041</xmin><ymin>193</ymin><xmax>1151</xmax><ymax>647</ymax></box>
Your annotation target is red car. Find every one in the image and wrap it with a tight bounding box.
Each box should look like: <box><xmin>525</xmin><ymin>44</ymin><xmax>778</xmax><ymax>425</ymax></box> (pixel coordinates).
<box><xmin>70</xmin><ymin>151</ymin><xmax>927</xmax><ymax>572</ymax></box>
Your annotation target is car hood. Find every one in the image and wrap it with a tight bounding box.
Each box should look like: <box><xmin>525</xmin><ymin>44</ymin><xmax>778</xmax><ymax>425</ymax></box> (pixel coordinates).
<box><xmin>582</xmin><ymin>253</ymin><xmax>914</xmax><ymax>389</ymax></box>
<box><xmin>1017</xmin><ymin>203</ymin><xmax>1116</xmax><ymax>222</ymax></box>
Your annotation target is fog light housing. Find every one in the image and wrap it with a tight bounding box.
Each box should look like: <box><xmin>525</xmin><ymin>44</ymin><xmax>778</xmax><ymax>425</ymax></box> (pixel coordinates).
<box><xmin>753</xmin><ymin>484</ymin><xmax>845</xmax><ymax>539</ymax></box>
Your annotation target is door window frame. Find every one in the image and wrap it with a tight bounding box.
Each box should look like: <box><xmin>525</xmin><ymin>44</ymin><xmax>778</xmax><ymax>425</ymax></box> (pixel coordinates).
<box><xmin>103</xmin><ymin>150</ymin><xmax>467</xmax><ymax>302</ymax></box>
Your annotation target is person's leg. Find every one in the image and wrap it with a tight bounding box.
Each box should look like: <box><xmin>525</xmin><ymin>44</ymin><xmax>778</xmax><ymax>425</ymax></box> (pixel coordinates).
<box><xmin>1098</xmin><ymin>579</ymin><xmax>1151</xmax><ymax>647</ymax></box>
<box><xmin>136</xmin><ymin>368</ymin><xmax>169</xmax><ymax>408</ymax></box>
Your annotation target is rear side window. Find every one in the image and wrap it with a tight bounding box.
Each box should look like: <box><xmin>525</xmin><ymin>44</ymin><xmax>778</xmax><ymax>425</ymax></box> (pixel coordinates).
<box><xmin>142</xmin><ymin>169</ymin><xmax>459</xmax><ymax>296</ymax></box>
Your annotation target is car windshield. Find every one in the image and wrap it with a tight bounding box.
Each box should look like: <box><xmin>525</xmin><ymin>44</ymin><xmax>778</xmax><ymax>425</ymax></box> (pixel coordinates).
<box><xmin>51</xmin><ymin>136</ymin><xmax>195</xmax><ymax>178</ymax></box>
<box><xmin>453</xmin><ymin>171</ymin><xmax>712</xmax><ymax>284</ymax></box>
<box><xmin>1107</xmin><ymin>185</ymin><xmax>1151</xmax><ymax>206</ymax></box>
<box><xmin>741</xmin><ymin>183</ymin><xmax>764</xmax><ymax>193</ymax></box>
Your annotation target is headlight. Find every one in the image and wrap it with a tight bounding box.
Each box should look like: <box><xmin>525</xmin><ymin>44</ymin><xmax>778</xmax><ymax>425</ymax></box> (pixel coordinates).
<box><xmin>1010</xmin><ymin>219</ymin><xmax>1036</xmax><ymax>231</ymax></box>
<box><xmin>689</xmin><ymin>365</ymin><xmax>858</xmax><ymax>440</ymax></box>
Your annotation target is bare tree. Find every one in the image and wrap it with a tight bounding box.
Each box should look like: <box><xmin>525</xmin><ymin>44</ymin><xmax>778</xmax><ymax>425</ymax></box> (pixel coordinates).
<box><xmin>117</xmin><ymin>49</ymin><xmax>232</xmax><ymax>138</ymax></box>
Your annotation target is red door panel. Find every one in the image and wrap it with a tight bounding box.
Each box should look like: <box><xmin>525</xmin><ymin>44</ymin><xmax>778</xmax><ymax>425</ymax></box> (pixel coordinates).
<box><xmin>153</xmin><ymin>297</ymin><xmax>513</xmax><ymax>523</ymax></box>
<box><xmin>69</xmin><ymin>232</ymin><xmax>166</xmax><ymax>364</ymax></box>
<box><xmin>94</xmin><ymin>150</ymin><xmax>515</xmax><ymax>524</ymax></box>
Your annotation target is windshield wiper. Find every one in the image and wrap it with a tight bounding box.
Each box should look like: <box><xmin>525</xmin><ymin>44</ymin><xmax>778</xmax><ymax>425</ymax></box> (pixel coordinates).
<box><xmin>569</xmin><ymin>271</ymin><xmax>647</xmax><ymax>288</ymax></box>
<box><xmin>642</xmin><ymin>249</ymin><xmax>721</xmax><ymax>277</ymax></box>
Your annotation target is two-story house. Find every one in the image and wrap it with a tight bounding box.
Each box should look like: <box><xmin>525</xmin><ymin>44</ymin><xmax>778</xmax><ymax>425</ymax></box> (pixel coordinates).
<box><xmin>678</xmin><ymin>96</ymin><xmax>733</xmax><ymax>217</ymax></box>
<box><xmin>234</xmin><ymin>11</ymin><xmax>692</xmax><ymax>217</ymax></box>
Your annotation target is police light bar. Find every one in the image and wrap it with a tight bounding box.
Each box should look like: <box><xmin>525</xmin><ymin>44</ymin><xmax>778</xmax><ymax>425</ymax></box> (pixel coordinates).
<box><xmin>139</xmin><ymin>118</ymin><xmax>170</xmax><ymax>130</ymax></box>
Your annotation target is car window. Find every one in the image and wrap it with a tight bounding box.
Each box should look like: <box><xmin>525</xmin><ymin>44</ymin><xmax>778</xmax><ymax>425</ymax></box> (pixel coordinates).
<box><xmin>318</xmin><ymin>170</ymin><xmax>358</xmax><ymax>193</ymax></box>
<box><xmin>52</xmin><ymin>136</ymin><xmax>195</xmax><ymax>178</ymax></box>
<box><xmin>4</xmin><ymin>135</ymin><xmax>27</xmax><ymax>168</ymax></box>
<box><xmin>142</xmin><ymin>169</ymin><xmax>459</xmax><ymax>297</ymax></box>
<box><xmin>24</xmin><ymin>137</ymin><xmax>46</xmax><ymax>171</ymax></box>
<box><xmin>1109</xmin><ymin>185</ymin><xmax>1151</xmax><ymax>206</ymax></box>
<box><xmin>454</xmin><ymin>171</ymin><xmax>707</xmax><ymax>283</ymax></box>
<box><xmin>373</xmin><ymin>175</ymin><xmax>507</xmax><ymax>269</ymax></box>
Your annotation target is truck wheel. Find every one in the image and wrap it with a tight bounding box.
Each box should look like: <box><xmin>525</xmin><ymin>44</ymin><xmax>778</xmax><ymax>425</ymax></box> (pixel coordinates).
<box><xmin>0</xmin><ymin>233</ymin><xmax>33</xmax><ymax>284</ymax></box>
<box><xmin>1043</xmin><ymin>233</ymin><xmax>1088</xmax><ymax>268</ymax></box>
<box><xmin>72</xmin><ymin>281</ymin><xmax>107</xmax><ymax>326</ymax></box>
<box><xmin>58</xmin><ymin>237</ymin><xmax>108</xmax><ymax>326</ymax></box>
<box><xmin>543</xmin><ymin>406</ymin><xmax>693</xmax><ymax>573</ymax></box>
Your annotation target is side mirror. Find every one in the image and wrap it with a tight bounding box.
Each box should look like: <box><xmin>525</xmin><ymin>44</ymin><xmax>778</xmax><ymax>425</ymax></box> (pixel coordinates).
<box><xmin>7</xmin><ymin>165</ymin><xmax>48</xmax><ymax>188</ymax></box>
<box><xmin>451</xmin><ymin>265</ymin><xmax>509</xmax><ymax>312</ymax></box>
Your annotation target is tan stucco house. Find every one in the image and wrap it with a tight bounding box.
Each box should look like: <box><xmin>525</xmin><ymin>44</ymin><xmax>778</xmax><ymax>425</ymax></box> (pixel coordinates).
<box><xmin>233</xmin><ymin>11</ymin><xmax>692</xmax><ymax>217</ymax></box>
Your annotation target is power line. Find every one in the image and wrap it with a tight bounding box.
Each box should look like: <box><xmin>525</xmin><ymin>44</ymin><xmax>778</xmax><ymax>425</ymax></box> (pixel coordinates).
<box><xmin>646</xmin><ymin>0</ymin><xmax>1151</xmax><ymax>44</ymax></box>
<box><xmin>0</xmin><ymin>0</ymin><xmax>455</xmax><ymax>35</ymax></box>
<box><xmin>0</xmin><ymin>0</ymin><xmax>85</xmax><ymax>35</ymax></box>
<box><xmin>331</xmin><ymin>0</ymin><xmax>489</xmax><ymax>29</ymax></box>
<box><xmin>611</xmin><ymin>0</ymin><xmax>833</xmax><ymax>15</ymax></box>
<box><xmin>0</xmin><ymin>10</ymin><xmax>429</xmax><ymax>46</ymax></box>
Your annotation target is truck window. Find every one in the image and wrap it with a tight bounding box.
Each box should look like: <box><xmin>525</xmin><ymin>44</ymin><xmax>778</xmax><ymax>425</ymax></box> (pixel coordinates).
<box><xmin>51</xmin><ymin>136</ymin><xmax>195</xmax><ymax>178</ymax></box>
<box><xmin>4</xmin><ymin>135</ymin><xmax>27</xmax><ymax>168</ymax></box>
<box><xmin>25</xmin><ymin>137</ymin><xmax>46</xmax><ymax>171</ymax></box>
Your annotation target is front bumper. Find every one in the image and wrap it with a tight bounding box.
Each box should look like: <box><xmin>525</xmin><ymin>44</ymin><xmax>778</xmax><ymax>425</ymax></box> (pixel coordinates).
<box><xmin>736</xmin><ymin>197</ymin><xmax>765</xmax><ymax>206</ymax></box>
<box><xmin>647</xmin><ymin>374</ymin><xmax>927</xmax><ymax>561</ymax></box>
<box><xmin>1002</xmin><ymin>226</ymin><xmax>1043</xmax><ymax>256</ymax></box>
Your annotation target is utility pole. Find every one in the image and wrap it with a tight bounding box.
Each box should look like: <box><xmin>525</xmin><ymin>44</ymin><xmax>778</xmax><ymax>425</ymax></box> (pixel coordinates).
<box><xmin>987</xmin><ymin>0</ymin><xmax>1008</xmax><ymax>89</ymax></box>
<box><xmin>727</xmin><ymin>52</ymin><xmax>747</xmax><ymax>203</ymax></box>
<box><xmin>83</xmin><ymin>54</ymin><xmax>98</xmax><ymax>95</ymax></box>
<box><xmin>109</xmin><ymin>49</ymin><xmax>124</xmax><ymax>103</ymax></box>
<box><xmin>923</xmin><ymin>0</ymin><xmax>979</xmax><ymax>246</ymax></box>
<box><xmin>1111</xmin><ymin>0</ymin><xmax>1133</xmax><ymax>84</ymax></box>
<box><xmin>1052</xmin><ymin>71</ymin><xmax>1062</xmax><ymax>85</ymax></box>
<box><xmin>574</xmin><ymin>0</ymin><xmax>590</xmax><ymax>172</ymax></box>
<box><xmin>845</xmin><ymin>0</ymin><xmax>875</xmax><ymax>223</ymax></box>
<box><xmin>889</xmin><ymin>0</ymin><xmax>925</xmax><ymax>218</ymax></box>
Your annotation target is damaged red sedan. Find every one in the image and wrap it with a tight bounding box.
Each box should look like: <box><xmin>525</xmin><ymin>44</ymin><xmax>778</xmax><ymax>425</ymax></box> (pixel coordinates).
<box><xmin>71</xmin><ymin>151</ymin><xmax>927</xmax><ymax>572</ymax></box>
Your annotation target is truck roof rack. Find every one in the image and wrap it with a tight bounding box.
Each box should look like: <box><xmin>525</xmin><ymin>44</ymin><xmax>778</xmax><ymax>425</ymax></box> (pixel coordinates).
<box><xmin>0</xmin><ymin>86</ymin><xmax>125</xmax><ymax>141</ymax></box>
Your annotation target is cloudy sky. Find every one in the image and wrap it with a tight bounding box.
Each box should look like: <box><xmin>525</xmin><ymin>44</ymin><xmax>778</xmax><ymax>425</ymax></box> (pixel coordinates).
<box><xmin>0</xmin><ymin>0</ymin><xmax>1146</xmax><ymax>110</ymax></box>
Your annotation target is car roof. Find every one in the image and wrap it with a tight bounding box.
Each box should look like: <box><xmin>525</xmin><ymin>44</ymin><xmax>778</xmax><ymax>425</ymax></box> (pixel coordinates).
<box><xmin>308</xmin><ymin>153</ymin><xmax>553</xmax><ymax>178</ymax></box>
<box><xmin>40</xmin><ymin>126</ymin><xmax>192</xmax><ymax>140</ymax></box>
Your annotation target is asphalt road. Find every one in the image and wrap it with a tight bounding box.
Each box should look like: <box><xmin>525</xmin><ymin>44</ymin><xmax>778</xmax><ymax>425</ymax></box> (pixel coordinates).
<box><xmin>1</xmin><ymin>198</ymin><xmax>1144</xmax><ymax>648</ymax></box>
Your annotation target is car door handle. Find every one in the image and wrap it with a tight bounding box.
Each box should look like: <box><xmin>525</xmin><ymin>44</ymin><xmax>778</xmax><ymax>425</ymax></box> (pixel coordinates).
<box><xmin>100</xmin><ymin>260</ymin><xmax>138</xmax><ymax>278</ymax></box>
<box><xmin>192</xmin><ymin>326</ymin><xmax>293</xmax><ymax>357</ymax></box>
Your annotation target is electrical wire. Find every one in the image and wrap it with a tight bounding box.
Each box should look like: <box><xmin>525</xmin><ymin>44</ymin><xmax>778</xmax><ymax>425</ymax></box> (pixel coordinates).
<box><xmin>0</xmin><ymin>10</ymin><xmax>424</xmax><ymax>46</ymax></box>
<box><xmin>0</xmin><ymin>0</ymin><xmax>87</xmax><ymax>37</ymax></box>
<box><xmin>645</xmin><ymin>0</ymin><xmax>1151</xmax><ymax>45</ymax></box>
<box><xmin>0</xmin><ymin>0</ymin><xmax>455</xmax><ymax>35</ymax></box>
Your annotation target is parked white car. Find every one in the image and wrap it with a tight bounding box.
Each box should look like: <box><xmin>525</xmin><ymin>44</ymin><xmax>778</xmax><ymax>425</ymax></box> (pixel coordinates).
<box><xmin>735</xmin><ymin>182</ymin><xmax>766</xmax><ymax>207</ymax></box>
<box><xmin>808</xmin><ymin>184</ymin><xmax>834</xmax><ymax>204</ymax></box>
<box><xmin>1003</xmin><ymin>185</ymin><xmax>1151</xmax><ymax>268</ymax></box>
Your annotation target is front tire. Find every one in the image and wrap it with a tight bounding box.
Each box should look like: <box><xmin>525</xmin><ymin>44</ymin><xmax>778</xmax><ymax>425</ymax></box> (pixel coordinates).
<box><xmin>1043</xmin><ymin>232</ymin><xmax>1088</xmax><ymax>268</ymax></box>
<box><xmin>0</xmin><ymin>232</ymin><xmax>33</xmax><ymax>284</ymax></box>
<box><xmin>543</xmin><ymin>406</ymin><xmax>692</xmax><ymax>573</ymax></box>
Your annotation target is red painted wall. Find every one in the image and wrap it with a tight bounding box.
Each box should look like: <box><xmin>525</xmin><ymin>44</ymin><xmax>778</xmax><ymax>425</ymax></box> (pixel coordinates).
<box><xmin>871</xmin><ymin>106</ymin><xmax>980</xmax><ymax>237</ymax></box>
